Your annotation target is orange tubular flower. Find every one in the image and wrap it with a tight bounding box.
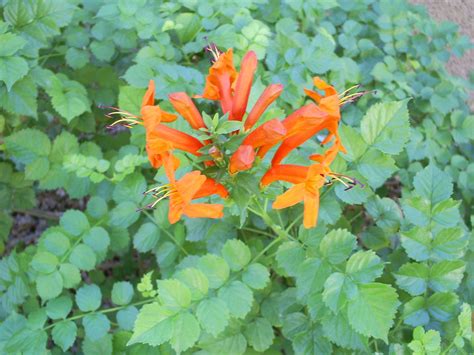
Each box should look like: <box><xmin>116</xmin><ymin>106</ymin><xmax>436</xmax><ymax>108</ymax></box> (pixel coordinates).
<box><xmin>197</xmin><ymin>49</ymin><xmax>237</xmax><ymax>115</ymax></box>
<box><xmin>229</xmin><ymin>145</ymin><xmax>256</xmax><ymax>174</ymax></box>
<box><xmin>148</xmin><ymin>124</ymin><xmax>203</xmax><ymax>155</ymax></box>
<box><xmin>242</xmin><ymin>118</ymin><xmax>287</xmax><ymax>149</ymax></box>
<box><xmin>231</xmin><ymin>51</ymin><xmax>258</xmax><ymax>121</ymax></box>
<box><xmin>145</xmin><ymin>169</ymin><xmax>224</xmax><ymax>224</ymax></box>
<box><xmin>244</xmin><ymin>84</ymin><xmax>284</xmax><ymax>130</ymax></box>
<box><xmin>168</xmin><ymin>92</ymin><xmax>206</xmax><ymax>130</ymax></box>
<box><xmin>141</xmin><ymin>80</ymin><xmax>177</xmax><ymax>128</ymax></box>
<box><xmin>272</xmin><ymin>164</ymin><xmax>327</xmax><ymax>228</ymax></box>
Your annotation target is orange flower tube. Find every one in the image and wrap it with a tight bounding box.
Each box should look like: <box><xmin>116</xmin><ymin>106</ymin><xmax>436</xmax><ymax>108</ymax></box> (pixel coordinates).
<box><xmin>169</xmin><ymin>92</ymin><xmax>206</xmax><ymax>129</ymax></box>
<box><xmin>243</xmin><ymin>118</ymin><xmax>286</xmax><ymax>148</ymax></box>
<box><xmin>244</xmin><ymin>84</ymin><xmax>283</xmax><ymax>130</ymax></box>
<box><xmin>231</xmin><ymin>51</ymin><xmax>258</xmax><ymax>121</ymax></box>
<box><xmin>149</xmin><ymin>124</ymin><xmax>203</xmax><ymax>155</ymax></box>
<box><xmin>229</xmin><ymin>145</ymin><xmax>256</xmax><ymax>174</ymax></box>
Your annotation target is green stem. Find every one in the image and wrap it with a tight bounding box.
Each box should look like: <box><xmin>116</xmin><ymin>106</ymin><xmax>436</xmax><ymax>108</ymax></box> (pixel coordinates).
<box><xmin>241</xmin><ymin>227</ymin><xmax>276</xmax><ymax>239</ymax></box>
<box><xmin>43</xmin><ymin>299</ymin><xmax>154</xmax><ymax>331</ymax></box>
<box><xmin>143</xmin><ymin>211</ymin><xmax>188</xmax><ymax>256</ymax></box>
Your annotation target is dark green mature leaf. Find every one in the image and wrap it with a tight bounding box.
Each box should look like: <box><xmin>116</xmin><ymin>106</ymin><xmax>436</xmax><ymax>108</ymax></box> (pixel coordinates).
<box><xmin>0</xmin><ymin>76</ymin><xmax>37</xmax><ymax>117</ymax></box>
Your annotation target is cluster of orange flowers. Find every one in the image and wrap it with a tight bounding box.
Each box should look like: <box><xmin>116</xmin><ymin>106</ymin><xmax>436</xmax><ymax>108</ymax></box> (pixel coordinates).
<box><xmin>111</xmin><ymin>46</ymin><xmax>364</xmax><ymax>228</ymax></box>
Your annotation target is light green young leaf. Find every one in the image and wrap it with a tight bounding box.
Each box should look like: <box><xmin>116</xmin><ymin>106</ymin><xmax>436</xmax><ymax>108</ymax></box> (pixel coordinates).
<box><xmin>428</xmin><ymin>260</ymin><xmax>465</xmax><ymax>292</ymax></box>
<box><xmin>0</xmin><ymin>33</ymin><xmax>27</xmax><ymax>56</ymax></box>
<box><xmin>394</xmin><ymin>262</ymin><xmax>429</xmax><ymax>296</ymax></box>
<box><xmin>128</xmin><ymin>303</ymin><xmax>175</xmax><ymax>346</ymax></box>
<box><xmin>59</xmin><ymin>263</ymin><xmax>81</xmax><ymax>289</ymax></box>
<box><xmin>408</xmin><ymin>326</ymin><xmax>441</xmax><ymax>355</ymax></box>
<box><xmin>196</xmin><ymin>297</ymin><xmax>230</xmax><ymax>337</ymax></box>
<box><xmin>170</xmin><ymin>312</ymin><xmax>200</xmax><ymax>353</ymax></box>
<box><xmin>347</xmin><ymin>283</ymin><xmax>399</xmax><ymax>342</ymax></box>
<box><xmin>31</xmin><ymin>251</ymin><xmax>58</xmax><ymax>274</ymax></box>
<box><xmin>175</xmin><ymin>268</ymin><xmax>209</xmax><ymax>301</ymax></box>
<box><xmin>323</xmin><ymin>272</ymin><xmax>358</xmax><ymax>313</ymax></box>
<box><xmin>157</xmin><ymin>279</ymin><xmax>192</xmax><ymax>310</ymax></box>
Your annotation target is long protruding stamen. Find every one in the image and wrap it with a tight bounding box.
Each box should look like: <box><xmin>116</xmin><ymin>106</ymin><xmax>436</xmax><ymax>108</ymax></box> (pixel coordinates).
<box><xmin>143</xmin><ymin>184</ymin><xmax>172</xmax><ymax>196</ymax></box>
<box><xmin>204</xmin><ymin>41</ymin><xmax>223</xmax><ymax>63</ymax></box>
<box><xmin>340</xmin><ymin>90</ymin><xmax>377</xmax><ymax>105</ymax></box>
<box><xmin>338</xmin><ymin>84</ymin><xmax>361</xmax><ymax>98</ymax></box>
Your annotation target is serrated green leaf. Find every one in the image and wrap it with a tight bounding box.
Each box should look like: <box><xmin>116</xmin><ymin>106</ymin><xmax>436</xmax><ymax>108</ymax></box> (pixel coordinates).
<box><xmin>175</xmin><ymin>267</ymin><xmax>209</xmax><ymax>301</ymax></box>
<box><xmin>46</xmin><ymin>295</ymin><xmax>72</xmax><ymax>320</ymax></box>
<box><xmin>52</xmin><ymin>320</ymin><xmax>77</xmax><ymax>351</ymax></box>
<box><xmin>83</xmin><ymin>313</ymin><xmax>110</xmax><ymax>341</ymax></box>
<box><xmin>118</xmin><ymin>85</ymin><xmax>145</xmax><ymax>116</ymax></box>
<box><xmin>394</xmin><ymin>262</ymin><xmax>429</xmax><ymax>296</ymax></box>
<box><xmin>86</xmin><ymin>196</ymin><xmax>108</xmax><ymax>219</ymax></box>
<box><xmin>60</xmin><ymin>210</ymin><xmax>89</xmax><ymax>236</ymax></box>
<box><xmin>69</xmin><ymin>243</ymin><xmax>96</xmax><ymax>271</ymax></box>
<box><xmin>0</xmin><ymin>76</ymin><xmax>37</xmax><ymax>117</ymax></box>
<box><xmin>0</xmin><ymin>33</ymin><xmax>27</xmax><ymax>56</ymax></box>
<box><xmin>346</xmin><ymin>250</ymin><xmax>384</xmax><ymax>283</ymax></box>
<box><xmin>429</xmin><ymin>260</ymin><xmax>465</xmax><ymax>292</ymax></box>
<box><xmin>0</xmin><ymin>56</ymin><xmax>29</xmax><ymax>90</ymax></box>
<box><xmin>244</xmin><ymin>318</ymin><xmax>275</xmax><ymax>352</ymax></box>
<box><xmin>109</xmin><ymin>201</ymin><xmax>139</xmax><ymax>228</ymax></box>
<box><xmin>408</xmin><ymin>326</ymin><xmax>441</xmax><ymax>355</ymax></box>
<box><xmin>347</xmin><ymin>283</ymin><xmax>399</xmax><ymax>342</ymax></box>
<box><xmin>65</xmin><ymin>47</ymin><xmax>89</xmax><ymax>69</ymax></box>
<box><xmin>427</xmin><ymin>292</ymin><xmax>459</xmax><ymax>322</ymax></box>
<box><xmin>360</xmin><ymin>100</ymin><xmax>410</xmax><ymax>154</ymax></box>
<box><xmin>76</xmin><ymin>284</ymin><xmax>102</xmax><ymax>312</ymax></box>
<box><xmin>31</xmin><ymin>251</ymin><xmax>58</xmax><ymax>274</ymax></box>
<box><xmin>413</xmin><ymin>164</ymin><xmax>453</xmax><ymax>205</ymax></box>
<box><xmin>83</xmin><ymin>226</ymin><xmax>110</xmax><ymax>253</ymax></box>
<box><xmin>47</xmin><ymin>74</ymin><xmax>90</xmax><ymax>122</ymax></box>
<box><xmin>196</xmin><ymin>297</ymin><xmax>229</xmax><ymax>337</ymax></box>
<box><xmin>296</xmin><ymin>258</ymin><xmax>331</xmax><ymax>301</ymax></box>
<box><xmin>221</xmin><ymin>239</ymin><xmax>251</xmax><ymax>271</ymax></box>
<box><xmin>36</xmin><ymin>270</ymin><xmax>63</xmax><ymax>301</ymax></box>
<box><xmin>319</xmin><ymin>229</ymin><xmax>356</xmax><ymax>265</ymax></box>
<box><xmin>59</xmin><ymin>263</ymin><xmax>81</xmax><ymax>289</ymax></box>
<box><xmin>117</xmin><ymin>306</ymin><xmax>138</xmax><ymax>331</ymax></box>
<box><xmin>276</xmin><ymin>241</ymin><xmax>305</xmax><ymax>277</ymax></box>
<box><xmin>358</xmin><ymin>149</ymin><xmax>397</xmax><ymax>189</ymax></box>
<box><xmin>218</xmin><ymin>281</ymin><xmax>253</xmax><ymax>319</ymax></box>
<box><xmin>242</xmin><ymin>263</ymin><xmax>270</xmax><ymax>290</ymax></box>
<box><xmin>322</xmin><ymin>312</ymin><xmax>368</xmax><ymax>351</ymax></box>
<box><xmin>25</xmin><ymin>157</ymin><xmax>50</xmax><ymax>181</ymax></box>
<box><xmin>157</xmin><ymin>279</ymin><xmax>192</xmax><ymax>310</ymax></box>
<box><xmin>197</xmin><ymin>254</ymin><xmax>230</xmax><ymax>289</ymax></box>
<box><xmin>128</xmin><ymin>303</ymin><xmax>175</xmax><ymax>346</ymax></box>
<box><xmin>170</xmin><ymin>311</ymin><xmax>200</xmax><ymax>353</ymax></box>
<box><xmin>5</xmin><ymin>128</ymin><xmax>51</xmax><ymax>164</ymax></box>
<box><xmin>323</xmin><ymin>272</ymin><xmax>357</xmax><ymax>313</ymax></box>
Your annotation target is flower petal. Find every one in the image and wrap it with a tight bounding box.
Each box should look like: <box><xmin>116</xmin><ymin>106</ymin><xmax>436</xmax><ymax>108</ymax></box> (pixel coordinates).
<box><xmin>261</xmin><ymin>164</ymin><xmax>308</xmax><ymax>186</ymax></box>
<box><xmin>243</xmin><ymin>118</ymin><xmax>286</xmax><ymax>148</ymax></box>
<box><xmin>149</xmin><ymin>124</ymin><xmax>203</xmax><ymax>155</ymax></box>
<box><xmin>183</xmin><ymin>203</ymin><xmax>224</xmax><ymax>219</ymax></box>
<box><xmin>229</xmin><ymin>145</ymin><xmax>256</xmax><ymax>174</ymax></box>
<box><xmin>273</xmin><ymin>184</ymin><xmax>306</xmax><ymax>209</ymax></box>
<box><xmin>303</xmin><ymin>192</ymin><xmax>319</xmax><ymax>228</ymax></box>
<box><xmin>141</xmin><ymin>80</ymin><xmax>155</xmax><ymax>108</ymax></box>
<box><xmin>194</xmin><ymin>178</ymin><xmax>229</xmax><ymax>199</ymax></box>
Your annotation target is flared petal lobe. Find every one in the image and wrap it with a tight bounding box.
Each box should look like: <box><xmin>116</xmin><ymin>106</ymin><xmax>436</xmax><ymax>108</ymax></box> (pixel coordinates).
<box><xmin>243</xmin><ymin>118</ymin><xmax>286</xmax><ymax>148</ymax></box>
<box><xmin>244</xmin><ymin>84</ymin><xmax>283</xmax><ymax>130</ymax></box>
<box><xmin>141</xmin><ymin>106</ymin><xmax>177</xmax><ymax>130</ymax></box>
<box><xmin>183</xmin><ymin>203</ymin><xmax>224</xmax><ymax>219</ymax></box>
<box><xmin>261</xmin><ymin>164</ymin><xmax>308</xmax><ymax>186</ymax></box>
<box><xmin>169</xmin><ymin>92</ymin><xmax>206</xmax><ymax>129</ymax></box>
<box><xmin>273</xmin><ymin>184</ymin><xmax>306</xmax><ymax>209</ymax></box>
<box><xmin>303</xmin><ymin>193</ymin><xmax>319</xmax><ymax>228</ymax></box>
<box><xmin>142</xmin><ymin>80</ymin><xmax>155</xmax><ymax>107</ymax></box>
<box><xmin>231</xmin><ymin>51</ymin><xmax>258</xmax><ymax>121</ymax></box>
<box><xmin>194</xmin><ymin>178</ymin><xmax>229</xmax><ymax>199</ymax></box>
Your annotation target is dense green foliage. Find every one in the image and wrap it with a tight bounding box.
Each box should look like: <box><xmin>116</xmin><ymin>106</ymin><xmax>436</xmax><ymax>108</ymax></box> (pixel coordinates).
<box><xmin>0</xmin><ymin>0</ymin><xmax>473</xmax><ymax>353</ymax></box>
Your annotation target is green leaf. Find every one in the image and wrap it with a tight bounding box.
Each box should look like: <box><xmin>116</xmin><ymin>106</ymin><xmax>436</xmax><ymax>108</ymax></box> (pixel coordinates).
<box><xmin>46</xmin><ymin>295</ymin><xmax>72</xmax><ymax>320</ymax></box>
<box><xmin>408</xmin><ymin>326</ymin><xmax>441</xmax><ymax>355</ymax></box>
<box><xmin>413</xmin><ymin>164</ymin><xmax>453</xmax><ymax>205</ymax></box>
<box><xmin>403</xmin><ymin>297</ymin><xmax>429</xmax><ymax>327</ymax></box>
<box><xmin>175</xmin><ymin>267</ymin><xmax>209</xmax><ymax>301</ymax></box>
<box><xmin>347</xmin><ymin>283</ymin><xmax>399</xmax><ymax>342</ymax></box>
<box><xmin>46</xmin><ymin>73</ymin><xmax>90</xmax><ymax>122</ymax></box>
<box><xmin>118</xmin><ymin>85</ymin><xmax>145</xmax><ymax>116</ymax></box>
<box><xmin>50</xmin><ymin>131</ymin><xmax>79</xmax><ymax>164</ymax></box>
<box><xmin>25</xmin><ymin>157</ymin><xmax>50</xmax><ymax>180</ymax></box>
<box><xmin>360</xmin><ymin>100</ymin><xmax>410</xmax><ymax>154</ymax></box>
<box><xmin>128</xmin><ymin>303</ymin><xmax>175</xmax><ymax>346</ymax></box>
<box><xmin>458</xmin><ymin>303</ymin><xmax>472</xmax><ymax>340</ymax></box>
<box><xmin>36</xmin><ymin>270</ymin><xmax>63</xmax><ymax>301</ymax></box>
<box><xmin>90</xmin><ymin>40</ymin><xmax>115</xmax><ymax>61</ymax></box>
<box><xmin>31</xmin><ymin>251</ymin><xmax>58</xmax><ymax>274</ymax></box>
<box><xmin>0</xmin><ymin>76</ymin><xmax>37</xmax><ymax>117</ymax></box>
<box><xmin>175</xmin><ymin>13</ymin><xmax>200</xmax><ymax>43</ymax></box>
<box><xmin>52</xmin><ymin>320</ymin><xmax>77</xmax><ymax>352</ymax></box>
<box><xmin>60</xmin><ymin>210</ymin><xmax>90</xmax><ymax>236</ymax></box>
<box><xmin>76</xmin><ymin>284</ymin><xmax>102</xmax><ymax>312</ymax></box>
<box><xmin>170</xmin><ymin>312</ymin><xmax>200</xmax><ymax>353</ymax></box>
<box><xmin>322</xmin><ymin>312</ymin><xmax>368</xmax><ymax>351</ymax></box>
<box><xmin>346</xmin><ymin>250</ymin><xmax>384</xmax><ymax>283</ymax></box>
<box><xmin>296</xmin><ymin>258</ymin><xmax>332</xmax><ymax>302</ymax></box>
<box><xmin>83</xmin><ymin>226</ymin><xmax>110</xmax><ymax>253</ymax></box>
<box><xmin>69</xmin><ymin>244</ymin><xmax>96</xmax><ymax>271</ymax></box>
<box><xmin>0</xmin><ymin>33</ymin><xmax>27</xmax><ymax>56</ymax></box>
<box><xmin>339</xmin><ymin>125</ymin><xmax>368</xmax><ymax>162</ymax></box>
<box><xmin>196</xmin><ymin>297</ymin><xmax>230</xmax><ymax>337</ymax></box>
<box><xmin>394</xmin><ymin>262</ymin><xmax>429</xmax><ymax>296</ymax></box>
<box><xmin>113</xmin><ymin>173</ymin><xmax>146</xmax><ymax>203</ymax></box>
<box><xmin>109</xmin><ymin>202</ymin><xmax>140</xmax><ymax>228</ymax></box>
<box><xmin>240</xmin><ymin>20</ymin><xmax>272</xmax><ymax>59</ymax></box>
<box><xmin>323</xmin><ymin>272</ymin><xmax>357</xmax><ymax>313</ymax></box>
<box><xmin>5</xmin><ymin>128</ymin><xmax>51</xmax><ymax>164</ymax></box>
<box><xmin>0</xmin><ymin>56</ymin><xmax>29</xmax><ymax>90</ymax></box>
<box><xmin>218</xmin><ymin>281</ymin><xmax>253</xmax><ymax>319</ymax></box>
<box><xmin>112</xmin><ymin>281</ymin><xmax>134</xmax><ymax>306</ymax></box>
<box><xmin>157</xmin><ymin>279</ymin><xmax>192</xmax><ymax>310</ymax></box>
<box><xmin>276</xmin><ymin>241</ymin><xmax>305</xmax><ymax>276</ymax></box>
<box><xmin>117</xmin><ymin>306</ymin><xmax>138</xmax><ymax>331</ymax></box>
<box><xmin>221</xmin><ymin>239</ymin><xmax>251</xmax><ymax>271</ymax></box>
<box><xmin>431</xmin><ymin>227</ymin><xmax>467</xmax><ymax>261</ymax></box>
<box><xmin>242</xmin><ymin>263</ymin><xmax>270</xmax><ymax>290</ymax></box>
<box><xmin>244</xmin><ymin>318</ymin><xmax>275</xmax><ymax>352</ymax></box>
<box><xmin>357</xmin><ymin>149</ymin><xmax>397</xmax><ymax>189</ymax></box>
<box><xmin>319</xmin><ymin>229</ymin><xmax>356</xmax><ymax>265</ymax></box>
<box><xmin>197</xmin><ymin>254</ymin><xmax>230</xmax><ymax>289</ymax></box>
<box><xmin>82</xmin><ymin>334</ymin><xmax>113</xmax><ymax>354</ymax></box>
<box><xmin>65</xmin><ymin>47</ymin><xmax>89</xmax><ymax>69</ymax></box>
<box><xmin>83</xmin><ymin>313</ymin><xmax>110</xmax><ymax>341</ymax></box>
<box><xmin>365</xmin><ymin>196</ymin><xmax>402</xmax><ymax>233</ymax></box>
<box><xmin>133</xmin><ymin>223</ymin><xmax>160</xmax><ymax>253</ymax></box>
<box><xmin>59</xmin><ymin>263</ymin><xmax>81</xmax><ymax>289</ymax></box>
<box><xmin>427</xmin><ymin>292</ymin><xmax>459</xmax><ymax>322</ymax></box>
<box><xmin>429</xmin><ymin>260</ymin><xmax>465</xmax><ymax>292</ymax></box>
<box><xmin>86</xmin><ymin>196</ymin><xmax>108</xmax><ymax>219</ymax></box>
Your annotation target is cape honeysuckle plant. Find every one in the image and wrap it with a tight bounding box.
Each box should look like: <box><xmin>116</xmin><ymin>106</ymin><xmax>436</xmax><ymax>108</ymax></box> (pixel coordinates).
<box><xmin>109</xmin><ymin>46</ymin><xmax>366</xmax><ymax>229</ymax></box>
<box><xmin>0</xmin><ymin>0</ymin><xmax>472</xmax><ymax>354</ymax></box>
